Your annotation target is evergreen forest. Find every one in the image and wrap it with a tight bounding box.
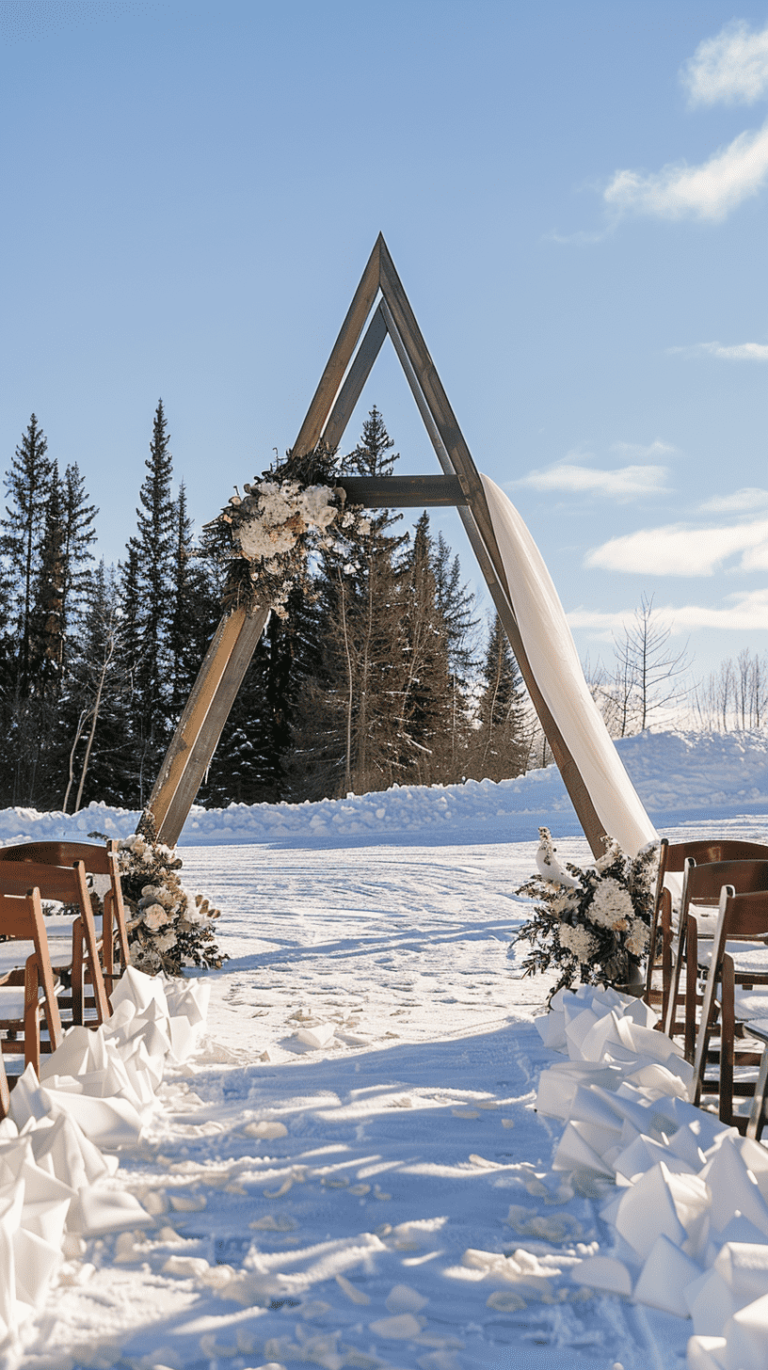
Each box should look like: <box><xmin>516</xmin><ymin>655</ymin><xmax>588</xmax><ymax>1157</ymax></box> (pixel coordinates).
<box><xmin>0</xmin><ymin>404</ymin><xmax>532</xmax><ymax>813</ymax></box>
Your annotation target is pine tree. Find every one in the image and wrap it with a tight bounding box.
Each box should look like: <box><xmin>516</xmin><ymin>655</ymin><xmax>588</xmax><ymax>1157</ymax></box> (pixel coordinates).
<box><xmin>396</xmin><ymin>513</ymin><xmax>454</xmax><ymax>784</ymax></box>
<box><xmin>167</xmin><ymin>483</ymin><xmax>219</xmax><ymax>725</ymax></box>
<box><xmin>470</xmin><ymin>614</ymin><xmax>529</xmax><ymax>781</ymax></box>
<box><xmin>60</xmin><ymin>462</ymin><xmax>97</xmax><ymax>655</ymax></box>
<box><xmin>0</xmin><ymin>414</ymin><xmax>55</xmax><ymax>700</ymax></box>
<box><xmin>62</xmin><ymin>562</ymin><xmax>133</xmax><ymax>809</ymax></box>
<box><xmin>125</xmin><ymin>400</ymin><xmax>177</xmax><ymax>805</ymax></box>
<box><xmin>290</xmin><ymin>408</ymin><xmax>409</xmax><ymax>798</ymax></box>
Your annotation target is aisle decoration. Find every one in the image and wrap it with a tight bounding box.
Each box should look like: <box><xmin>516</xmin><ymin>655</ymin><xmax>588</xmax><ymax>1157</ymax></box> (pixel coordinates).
<box><xmin>205</xmin><ymin>447</ymin><xmax>370</xmax><ymax>617</ymax></box>
<box><xmin>0</xmin><ymin>966</ymin><xmax>209</xmax><ymax>1350</ymax></box>
<box><xmin>87</xmin><ymin>821</ymin><xmax>225</xmax><ymax>975</ymax></box>
<box><xmin>513</xmin><ymin>827</ymin><xmax>657</xmax><ymax>997</ymax></box>
<box><xmin>115</xmin><ymin>824</ymin><xmax>225</xmax><ymax>975</ymax></box>
<box><xmin>526</xmin><ymin>984</ymin><xmax>768</xmax><ymax>1370</ymax></box>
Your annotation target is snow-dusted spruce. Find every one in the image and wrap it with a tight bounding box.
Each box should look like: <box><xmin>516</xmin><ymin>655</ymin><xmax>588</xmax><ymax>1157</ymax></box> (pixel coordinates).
<box><xmin>89</xmin><ymin>823</ymin><xmax>226</xmax><ymax>975</ymax></box>
<box><xmin>206</xmin><ymin>446</ymin><xmax>369</xmax><ymax>617</ymax></box>
<box><xmin>513</xmin><ymin>827</ymin><xmax>658</xmax><ymax>999</ymax></box>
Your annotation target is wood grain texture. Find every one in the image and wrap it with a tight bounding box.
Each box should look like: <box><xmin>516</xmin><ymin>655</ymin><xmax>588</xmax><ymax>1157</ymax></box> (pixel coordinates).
<box><xmin>338</xmin><ymin>474</ymin><xmax>467</xmax><ymax>507</ymax></box>
<box><xmin>293</xmin><ymin>236</ymin><xmax>382</xmax><ymax>457</ymax></box>
<box><xmin>379</xmin><ymin>251</ymin><xmax>607</xmax><ymax>855</ymax></box>
<box><xmin>322</xmin><ymin>303</ymin><xmax>388</xmax><ymax>452</ymax></box>
<box><xmin>154</xmin><ymin>605</ymin><xmax>270</xmax><ymax>846</ymax></box>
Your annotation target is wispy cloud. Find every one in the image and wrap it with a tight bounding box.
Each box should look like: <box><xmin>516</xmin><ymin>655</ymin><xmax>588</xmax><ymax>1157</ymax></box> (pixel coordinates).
<box><xmin>604</xmin><ymin>120</ymin><xmax>768</xmax><ymax>222</ymax></box>
<box><xmin>586</xmin><ymin>517</ymin><xmax>768</xmax><ymax>576</ymax></box>
<box><xmin>610</xmin><ymin>440</ymin><xmax>677</xmax><ymax>460</ymax></box>
<box><xmin>516</xmin><ymin>461</ymin><xmax>670</xmax><ymax>500</ymax></box>
<box><xmin>571</xmin><ymin>589</ymin><xmax>768</xmax><ymax>634</ymax></box>
<box><xmin>669</xmin><ymin>341</ymin><xmax>768</xmax><ymax>361</ymax></box>
<box><xmin>682</xmin><ymin>20</ymin><xmax>768</xmax><ymax>107</ymax></box>
<box><xmin>700</xmin><ymin>488</ymin><xmax>768</xmax><ymax>513</ymax></box>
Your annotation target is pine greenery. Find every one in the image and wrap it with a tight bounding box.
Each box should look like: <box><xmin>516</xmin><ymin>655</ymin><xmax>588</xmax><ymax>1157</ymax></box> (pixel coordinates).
<box><xmin>0</xmin><ymin>402</ymin><xmax>534</xmax><ymax>811</ymax></box>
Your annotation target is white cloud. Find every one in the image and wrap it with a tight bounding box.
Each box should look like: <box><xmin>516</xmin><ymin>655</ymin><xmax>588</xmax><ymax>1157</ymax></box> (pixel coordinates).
<box><xmin>604</xmin><ymin>120</ymin><xmax>768</xmax><ymax>221</ymax></box>
<box><xmin>682</xmin><ymin>21</ymin><xmax>768</xmax><ymax>107</ymax></box>
<box><xmin>586</xmin><ymin>517</ymin><xmax>768</xmax><ymax>576</ymax></box>
<box><xmin>700</xmin><ymin>488</ymin><xmax>768</xmax><ymax>513</ymax></box>
<box><xmin>570</xmin><ymin>589</ymin><xmax>768</xmax><ymax>635</ymax></box>
<box><xmin>670</xmin><ymin>341</ymin><xmax>768</xmax><ymax>361</ymax></box>
<box><xmin>610</xmin><ymin>440</ymin><xmax>677</xmax><ymax>460</ymax></box>
<box><xmin>516</xmin><ymin>462</ymin><xmax>670</xmax><ymax>499</ymax></box>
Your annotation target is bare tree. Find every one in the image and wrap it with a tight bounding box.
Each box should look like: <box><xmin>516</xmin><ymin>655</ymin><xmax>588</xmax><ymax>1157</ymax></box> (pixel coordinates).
<box><xmin>692</xmin><ymin>649</ymin><xmax>768</xmax><ymax>732</ymax></box>
<box><xmin>607</xmin><ymin>595</ymin><xmax>690</xmax><ymax>734</ymax></box>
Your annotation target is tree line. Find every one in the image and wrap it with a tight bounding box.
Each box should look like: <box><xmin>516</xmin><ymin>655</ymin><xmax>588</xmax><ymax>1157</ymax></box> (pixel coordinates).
<box><xmin>0</xmin><ymin>404</ymin><xmax>532</xmax><ymax>814</ymax></box>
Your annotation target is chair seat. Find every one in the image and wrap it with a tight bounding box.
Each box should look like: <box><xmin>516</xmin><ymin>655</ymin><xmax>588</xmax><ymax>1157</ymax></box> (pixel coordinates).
<box><xmin>698</xmin><ymin>941</ymin><xmax>768</xmax><ymax>973</ymax></box>
<box><xmin>0</xmin><ymin>982</ymin><xmax>54</xmax><ymax>1020</ymax></box>
<box><xmin>734</xmin><ymin>991</ymin><xmax>768</xmax><ymax>1019</ymax></box>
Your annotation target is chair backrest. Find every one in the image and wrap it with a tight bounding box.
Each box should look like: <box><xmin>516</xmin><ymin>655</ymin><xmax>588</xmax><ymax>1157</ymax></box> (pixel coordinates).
<box><xmin>0</xmin><ymin>860</ymin><xmax>109</xmax><ymax>1021</ymax></box>
<box><xmin>683</xmin><ymin>857</ymin><xmax>768</xmax><ymax>908</ymax></box>
<box><xmin>0</xmin><ymin>840</ymin><xmax>131</xmax><ymax>975</ymax></box>
<box><xmin>690</xmin><ymin>885</ymin><xmax>768</xmax><ymax>1105</ymax></box>
<box><xmin>0</xmin><ymin>888</ymin><xmax>62</xmax><ymax>1046</ymax></box>
<box><xmin>0</xmin><ymin>859</ymin><xmax>90</xmax><ymax>904</ymax></box>
<box><xmin>0</xmin><ymin>840</ymin><xmax>110</xmax><ymax>875</ymax></box>
<box><xmin>661</xmin><ymin>839</ymin><xmax>768</xmax><ymax>874</ymax></box>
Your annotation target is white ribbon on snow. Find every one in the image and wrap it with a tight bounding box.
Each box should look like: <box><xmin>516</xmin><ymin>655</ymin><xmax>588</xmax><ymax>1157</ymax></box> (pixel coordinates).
<box><xmin>0</xmin><ymin>966</ymin><xmax>209</xmax><ymax>1348</ymax></box>
<box><xmin>532</xmin><ymin>986</ymin><xmax>768</xmax><ymax>1369</ymax></box>
<box><xmin>480</xmin><ymin>474</ymin><xmax>657</xmax><ymax>858</ymax></box>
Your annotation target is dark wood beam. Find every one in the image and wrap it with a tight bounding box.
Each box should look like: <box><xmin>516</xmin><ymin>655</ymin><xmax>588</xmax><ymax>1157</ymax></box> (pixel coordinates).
<box><xmin>293</xmin><ymin>236</ymin><xmax>382</xmax><ymax>457</ymax></box>
<box><xmin>322</xmin><ymin>303</ymin><xmax>388</xmax><ymax>452</ymax></box>
<box><xmin>338</xmin><ymin>474</ymin><xmax>467</xmax><ymax>508</ymax></box>
<box><xmin>147</xmin><ymin>605</ymin><xmax>270</xmax><ymax>847</ymax></box>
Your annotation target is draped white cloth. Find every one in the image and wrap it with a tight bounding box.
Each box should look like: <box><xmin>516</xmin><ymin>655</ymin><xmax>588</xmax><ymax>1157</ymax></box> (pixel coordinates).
<box><xmin>480</xmin><ymin>474</ymin><xmax>657</xmax><ymax>857</ymax></box>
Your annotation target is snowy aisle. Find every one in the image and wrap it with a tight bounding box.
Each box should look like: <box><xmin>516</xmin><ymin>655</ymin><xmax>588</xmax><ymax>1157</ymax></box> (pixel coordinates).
<box><xmin>11</xmin><ymin>835</ymin><xmax>704</xmax><ymax>1370</ymax></box>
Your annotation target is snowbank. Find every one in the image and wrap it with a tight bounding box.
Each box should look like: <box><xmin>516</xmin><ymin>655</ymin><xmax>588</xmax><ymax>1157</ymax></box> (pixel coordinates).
<box><xmin>3</xmin><ymin>730</ymin><xmax>768</xmax><ymax>850</ymax></box>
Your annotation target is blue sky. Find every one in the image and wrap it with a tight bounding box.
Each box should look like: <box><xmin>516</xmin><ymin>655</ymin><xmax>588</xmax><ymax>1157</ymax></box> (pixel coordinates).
<box><xmin>2</xmin><ymin>0</ymin><xmax>767</xmax><ymax>681</ymax></box>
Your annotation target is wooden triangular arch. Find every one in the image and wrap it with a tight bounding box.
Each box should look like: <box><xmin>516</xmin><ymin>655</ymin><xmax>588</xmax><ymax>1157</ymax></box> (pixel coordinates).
<box><xmin>148</xmin><ymin>235</ymin><xmax>606</xmax><ymax>855</ymax></box>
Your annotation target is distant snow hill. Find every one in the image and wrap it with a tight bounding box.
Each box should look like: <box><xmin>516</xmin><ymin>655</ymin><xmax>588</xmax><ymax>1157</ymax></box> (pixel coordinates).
<box><xmin>3</xmin><ymin>730</ymin><xmax>768</xmax><ymax>850</ymax></box>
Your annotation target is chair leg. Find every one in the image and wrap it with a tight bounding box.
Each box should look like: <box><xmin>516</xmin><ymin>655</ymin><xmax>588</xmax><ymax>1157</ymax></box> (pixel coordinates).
<box><xmin>747</xmin><ymin>1043</ymin><xmax>768</xmax><ymax>1140</ymax></box>
<box><xmin>660</xmin><ymin>893</ymin><xmax>673</xmax><ymax>1026</ymax></box>
<box><xmin>23</xmin><ymin>960</ymin><xmax>41</xmax><ymax>1077</ymax></box>
<box><xmin>685</xmin><ymin>916</ymin><xmax>699</xmax><ymax>1062</ymax></box>
<box><xmin>664</xmin><ymin>914</ymin><xmax>687</xmax><ymax>1039</ymax></box>
<box><xmin>719</xmin><ymin>954</ymin><xmax>736</xmax><ymax>1127</ymax></box>
<box><xmin>0</xmin><ymin>1050</ymin><xmax>8</xmax><ymax>1119</ymax></box>
<box><xmin>71</xmin><ymin>918</ymin><xmax>84</xmax><ymax>1025</ymax></box>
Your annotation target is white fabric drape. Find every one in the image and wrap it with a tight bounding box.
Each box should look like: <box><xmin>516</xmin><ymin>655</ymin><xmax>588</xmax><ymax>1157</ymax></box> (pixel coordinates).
<box><xmin>480</xmin><ymin>474</ymin><xmax>657</xmax><ymax>857</ymax></box>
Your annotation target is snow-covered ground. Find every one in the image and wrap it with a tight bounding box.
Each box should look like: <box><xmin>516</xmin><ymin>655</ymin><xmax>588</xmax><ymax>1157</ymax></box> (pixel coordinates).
<box><xmin>8</xmin><ymin>731</ymin><xmax>768</xmax><ymax>1370</ymax></box>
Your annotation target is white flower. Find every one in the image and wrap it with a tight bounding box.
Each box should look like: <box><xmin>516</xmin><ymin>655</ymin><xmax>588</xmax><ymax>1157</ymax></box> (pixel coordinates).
<box><xmin>559</xmin><ymin>923</ymin><xmax>598</xmax><ymax>961</ymax></box>
<box><xmin>154</xmin><ymin>929</ymin><xmax>177</xmax><ymax>953</ymax></box>
<box><xmin>143</xmin><ymin>903</ymin><xmax>172</xmax><ymax>930</ymax></box>
<box><xmin>626</xmin><ymin>918</ymin><xmax>650</xmax><ymax>957</ymax></box>
<box><xmin>587</xmin><ymin>878</ymin><xmax>635</xmax><ymax>931</ymax></box>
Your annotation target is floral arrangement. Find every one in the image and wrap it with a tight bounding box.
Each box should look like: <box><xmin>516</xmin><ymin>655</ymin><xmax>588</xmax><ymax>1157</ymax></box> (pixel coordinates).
<box><xmin>512</xmin><ymin>827</ymin><xmax>658</xmax><ymax>999</ymax></box>
<box><xmin>206</xmin><ymin>447</ymin><xmax>370</xmax><ymax>617</ymax></box>
<box><xmin>92</xmin><ymin>825</ymin><xmax>226</xmax><ymax>975</ymax></box>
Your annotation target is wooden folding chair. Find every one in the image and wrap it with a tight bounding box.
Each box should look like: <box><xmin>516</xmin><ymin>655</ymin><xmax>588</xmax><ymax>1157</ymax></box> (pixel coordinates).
<box><xmin>0</xmin><ymin>887</ymin><xmax>63</xmax><ymax>1084</ymax></box>
<box><xmin>689</xmin><ymin>886</ymin><xmax>768</xmax><ymax>1131</ymax></box>
<box><xmin>0</xmin><ymin>840</ymin><xmax>132</xmax><ymax>995</ymax></box>
<box><xmin>645</xmin><ymin>838</ymin><xmax>768</xmax><ymax>1011</ymax></box>
<box><xmin>0</xmin><ymin>860</ymin><xmax>109</xmax><ymax>1026</ymax></box>
<box><xmin>663</xmin><ymin>857</ymin><xmax>768</xmax><ymax>1056</ymax></box>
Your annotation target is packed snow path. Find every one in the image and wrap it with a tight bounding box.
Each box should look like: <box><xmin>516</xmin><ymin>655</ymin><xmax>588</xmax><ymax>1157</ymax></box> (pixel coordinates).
<box><xmin>13</xmin><ymin>830</ymin><xmax>750</xmax><ymax>1370</ymax></box>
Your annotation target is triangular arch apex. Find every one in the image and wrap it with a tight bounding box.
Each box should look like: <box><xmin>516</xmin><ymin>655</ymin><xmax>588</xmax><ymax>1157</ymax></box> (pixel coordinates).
<box><xmin>147</xmin><ymin>237</ymin><xmax>609</xmax><ymax>858</ymax></box>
